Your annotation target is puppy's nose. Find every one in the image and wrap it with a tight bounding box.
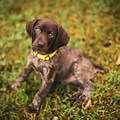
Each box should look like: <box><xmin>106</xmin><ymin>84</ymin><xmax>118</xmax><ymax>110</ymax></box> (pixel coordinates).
<box><xmin>38</xmin><ymin>42</ymin><xmax>45</xmax><ymax>47</ymax></box>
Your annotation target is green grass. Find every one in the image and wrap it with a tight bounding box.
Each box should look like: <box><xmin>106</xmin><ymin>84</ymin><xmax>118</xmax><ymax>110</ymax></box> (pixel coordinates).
<box><xmin>0</xmin><ymin>0</ymin><xmax>120</xmax><ymax>119</ymax></box>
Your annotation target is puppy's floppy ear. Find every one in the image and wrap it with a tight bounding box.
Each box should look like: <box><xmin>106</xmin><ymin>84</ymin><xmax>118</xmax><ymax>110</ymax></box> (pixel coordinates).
<box><xmin>53</xmin><ymin>25</ymin><xmax>69</xmax><ymax>50</ymax></box>
<box><xmin>26</xmin><ymin>18</ymin><xmax>39</xmax><ymax>41</ymax></box>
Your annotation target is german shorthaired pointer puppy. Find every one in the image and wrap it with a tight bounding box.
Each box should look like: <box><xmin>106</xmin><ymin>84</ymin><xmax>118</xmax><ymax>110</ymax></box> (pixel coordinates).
<box><xmin>9</xmin><ymin>18</ymin><xmax>104</xmax><ymax>114</ymax></box>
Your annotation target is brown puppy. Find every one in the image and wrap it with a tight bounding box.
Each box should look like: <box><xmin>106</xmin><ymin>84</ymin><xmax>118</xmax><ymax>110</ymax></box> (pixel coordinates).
<box><xmin>9</xmin><ymin>18</ymin><xmax>104</xmax><ymax>114</ymax></box>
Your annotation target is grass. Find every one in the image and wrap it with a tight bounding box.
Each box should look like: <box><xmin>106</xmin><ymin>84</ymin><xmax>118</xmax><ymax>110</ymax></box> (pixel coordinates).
<box><xmin>0</xmin><ymin>0</ymin><xmax>120</xmax><ymax>119</ymax></box>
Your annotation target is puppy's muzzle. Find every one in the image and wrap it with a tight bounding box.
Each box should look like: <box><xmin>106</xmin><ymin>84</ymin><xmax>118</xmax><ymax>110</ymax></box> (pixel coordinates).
<box><xmin>33</xmin><ymin>40</ymin><xmax>45</xmax><ymax>49</ymax></box>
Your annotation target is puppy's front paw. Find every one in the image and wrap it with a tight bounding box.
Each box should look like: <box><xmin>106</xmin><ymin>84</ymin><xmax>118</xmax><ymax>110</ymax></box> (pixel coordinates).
<box><xmin>28</xmin><ymin>103</ymin><xmax>40</xmax><ymax>114</ymax></box>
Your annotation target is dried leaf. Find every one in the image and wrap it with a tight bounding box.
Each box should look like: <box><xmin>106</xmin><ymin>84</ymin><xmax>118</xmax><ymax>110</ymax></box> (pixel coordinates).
<box><xmin>85</xmin><ymin>99</ymin><xmax>91</xmax><ymax>109</ymax></box>
<box><xmin>53</xmin><ymin>116</ymin><xmax>58</xmax><ymax>120</ymax></box>
<box><xmin>116</xmin><ymin>56</ymin><xmax>120</xmax><ymax>65</ymax></box>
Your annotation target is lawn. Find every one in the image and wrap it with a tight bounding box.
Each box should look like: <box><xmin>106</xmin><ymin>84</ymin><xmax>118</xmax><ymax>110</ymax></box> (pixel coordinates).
<box><xmin>0</xmin><ymin>0</ymin><xmax>120</xmax><ymax>120</ymax></box>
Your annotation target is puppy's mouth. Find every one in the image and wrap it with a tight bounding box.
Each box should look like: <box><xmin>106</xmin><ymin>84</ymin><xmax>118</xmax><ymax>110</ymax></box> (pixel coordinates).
<box><xmin>32</xmin><ymin>47</ymin><xmax>48</xmax><ymax>55</ymax></box>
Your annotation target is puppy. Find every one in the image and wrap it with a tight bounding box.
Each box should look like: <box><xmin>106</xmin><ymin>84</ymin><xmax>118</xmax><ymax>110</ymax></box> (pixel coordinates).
<box><xmin>9</xmin><ymin>18</ymin><xmax>104</xmax><ymax>114</ymax></box>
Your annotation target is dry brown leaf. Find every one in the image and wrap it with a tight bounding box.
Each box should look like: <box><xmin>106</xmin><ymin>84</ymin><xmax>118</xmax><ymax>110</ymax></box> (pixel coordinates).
<box><xmin>53</xmin><ymin>116</ymin><xmax>58</xmax><ymax>120</ymax></box>
<box><xmin>116</xmin><ymin>56</ymin><xmax>120</xmax><ymax>65</ymax></box>
<box><xmin>85</xmin><ymin>99</ymin><xmax>91</xmax><ymax>109</ymax></box>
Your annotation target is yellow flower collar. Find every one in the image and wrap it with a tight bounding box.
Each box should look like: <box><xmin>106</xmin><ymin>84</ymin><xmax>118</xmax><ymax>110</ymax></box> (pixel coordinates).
<box><xmin>33</xmin><ymin>50</ymin><xmax>57</xmax><ymax>60</ymax></box>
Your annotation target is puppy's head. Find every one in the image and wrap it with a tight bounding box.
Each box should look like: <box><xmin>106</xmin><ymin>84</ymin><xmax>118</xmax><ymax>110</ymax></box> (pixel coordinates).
<box><xmin>26</xmin><ymin>18</ymin><xmax>69</xmax><ymax>54</ymax></box>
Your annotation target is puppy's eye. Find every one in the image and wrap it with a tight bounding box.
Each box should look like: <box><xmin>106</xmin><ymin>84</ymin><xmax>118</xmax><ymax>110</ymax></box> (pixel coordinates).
<box><xmin>35</xmin><ymin>26</ymin><xmax>41</xmax><ymax>33</ymax></box>
<box><xmin>47</xmin><ymin>31</ymin><xmax>54</xmax><ymax>38</ymax></box>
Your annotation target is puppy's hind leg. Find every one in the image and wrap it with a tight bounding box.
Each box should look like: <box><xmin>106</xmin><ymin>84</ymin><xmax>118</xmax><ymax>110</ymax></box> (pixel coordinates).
<box><xmin>70</xmin><ymin>80</ymin><xmax>93</xmax><ymax>107</ymax></box>
<box><xmin>62</xmin><ymin>60</ymin><xmax>94</xmax><ymax>107</ymax></box>
<box><xmin>62</xmin><ymin>74</ymin><xmax>93</xmax><ymax>107</ymax></box>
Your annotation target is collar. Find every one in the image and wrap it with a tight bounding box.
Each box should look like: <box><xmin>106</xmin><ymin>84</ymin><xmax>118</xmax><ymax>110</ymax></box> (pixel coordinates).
<box><xmin>33</xmin><ymin>50</ymin><xmax>57</xmax><ymax>60</ymax></box>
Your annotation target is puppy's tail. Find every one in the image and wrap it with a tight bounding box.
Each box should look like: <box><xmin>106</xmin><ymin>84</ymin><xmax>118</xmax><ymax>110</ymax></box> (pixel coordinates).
<box><xmin>94</xmin><ymin>64</ymin><xmax>106</xmax><ymax>74</ymax></box>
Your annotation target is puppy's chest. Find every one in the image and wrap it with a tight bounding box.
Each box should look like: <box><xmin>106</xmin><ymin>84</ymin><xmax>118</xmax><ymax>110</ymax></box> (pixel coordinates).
<box><xmin>31</xmin><ymin>57</ymin><xmax>55</xmax><ymax>73</ymax></box>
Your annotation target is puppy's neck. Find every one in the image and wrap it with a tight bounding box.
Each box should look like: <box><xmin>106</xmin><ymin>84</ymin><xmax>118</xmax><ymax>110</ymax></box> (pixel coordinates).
<box><xmin>33</xmin><ymin>50</ymin><xmax>57</xmax><ymax>60</ymax></box>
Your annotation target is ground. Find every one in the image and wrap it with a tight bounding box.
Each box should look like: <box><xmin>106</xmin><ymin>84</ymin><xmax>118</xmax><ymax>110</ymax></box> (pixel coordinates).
<box><xmin>0</xmin><ymin>0</ymin><xmax>120</xmax><ymax>120</ymax></box>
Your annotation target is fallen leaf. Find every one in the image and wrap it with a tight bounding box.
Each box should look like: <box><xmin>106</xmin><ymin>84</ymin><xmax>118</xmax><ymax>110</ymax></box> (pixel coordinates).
<box><xmin>85</xmin><ymin>99</ymin><xmax>91</xmax><ymax>109</ymax></box>
<box><xmin>53</xmin><ymin>116</ymin><xmax>58</xmax><ymax>120</ymax></box>
<box><xmin>116</xmin><ymin>56</ymin><xmax>120</xmax><ymax>65</ymax></box>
